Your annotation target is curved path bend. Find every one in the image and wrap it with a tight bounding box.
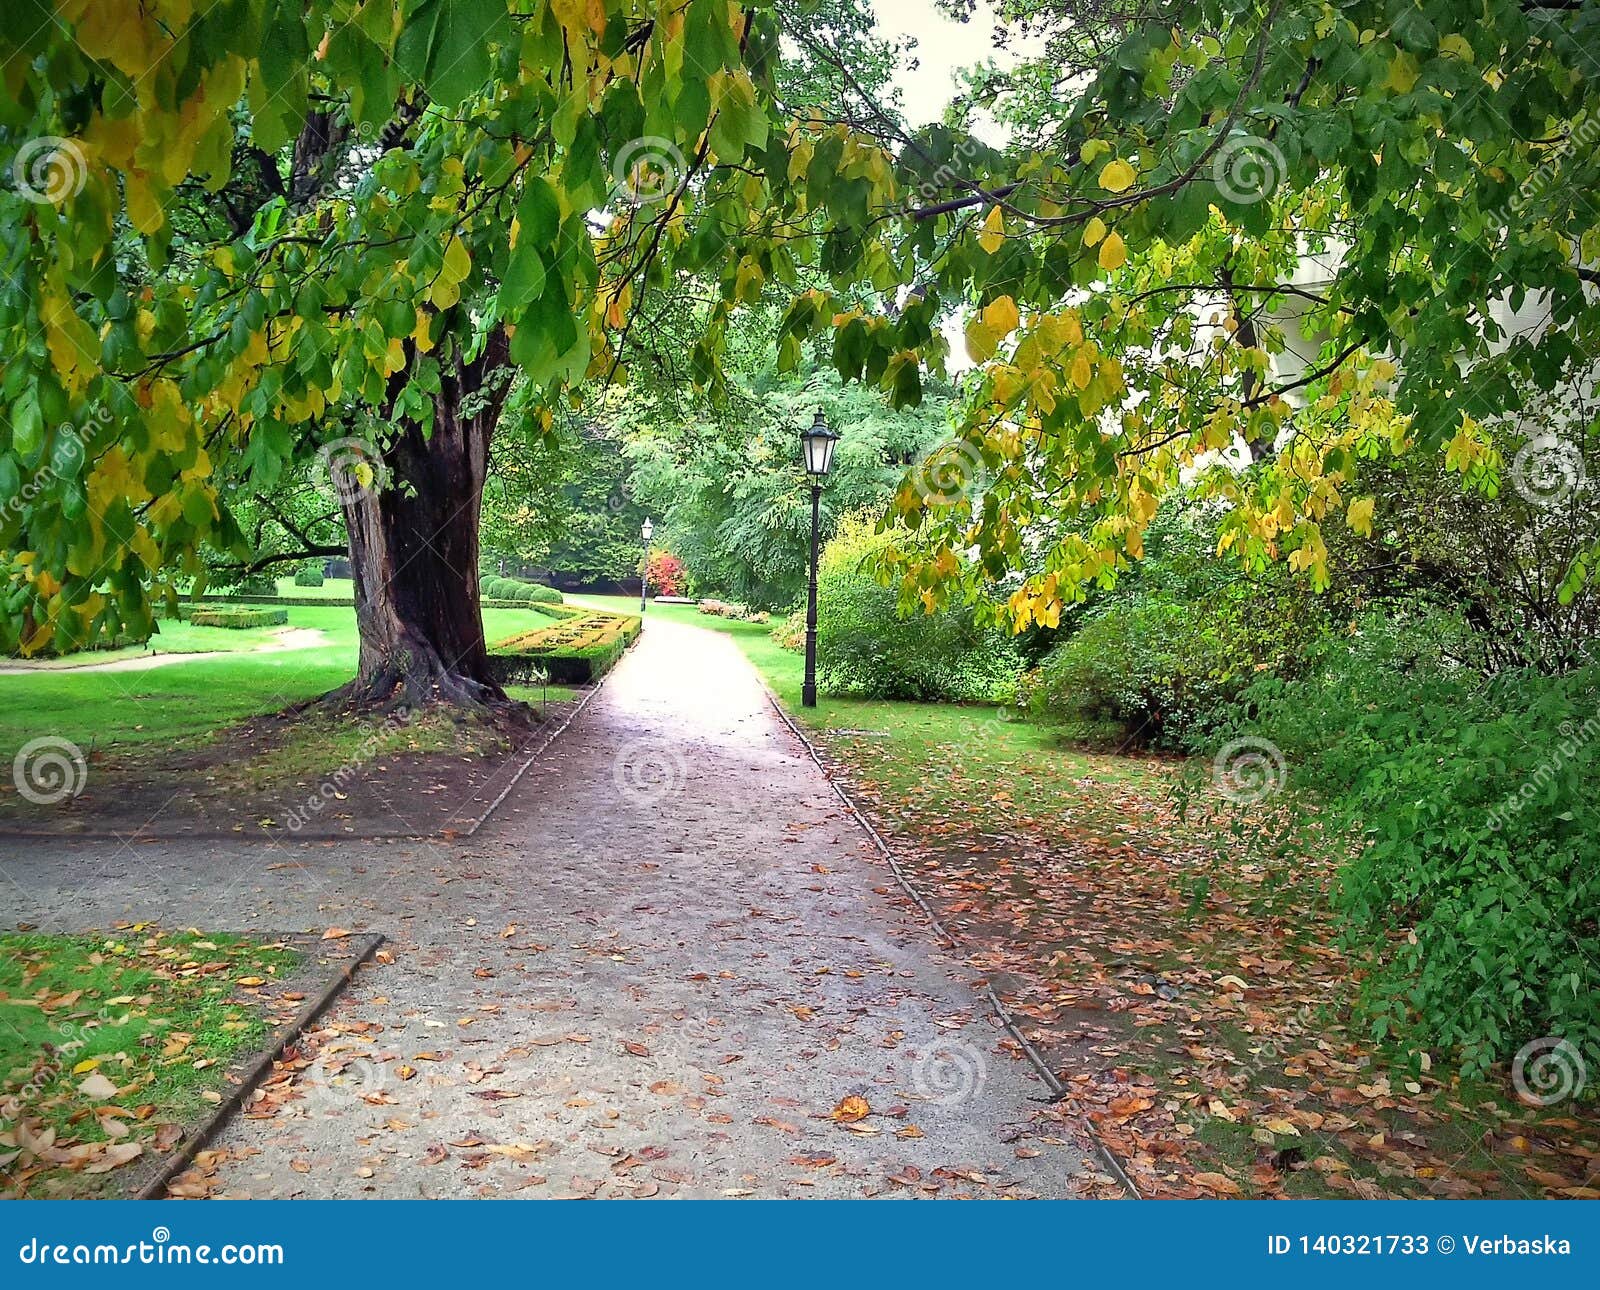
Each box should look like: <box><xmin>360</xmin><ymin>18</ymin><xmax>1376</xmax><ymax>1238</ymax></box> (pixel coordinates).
<box><xmin>3</xmin><ymin>617</ymin><xmax>1093</xmax><ymax>1198</ymax></box>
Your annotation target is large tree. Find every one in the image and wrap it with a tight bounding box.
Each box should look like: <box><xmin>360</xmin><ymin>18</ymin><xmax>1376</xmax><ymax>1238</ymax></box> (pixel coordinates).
<box><xmin>0</xmin><ymin>0</ymin><xmax>900</xmax><ymax>705</ymax></box>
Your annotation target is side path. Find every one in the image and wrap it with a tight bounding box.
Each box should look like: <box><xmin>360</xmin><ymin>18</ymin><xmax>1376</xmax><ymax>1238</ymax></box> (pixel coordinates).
<box><xmin>3</xmin><ymin>619</ymin><xmax>1100</xmax><ymax>1197</ymax></box>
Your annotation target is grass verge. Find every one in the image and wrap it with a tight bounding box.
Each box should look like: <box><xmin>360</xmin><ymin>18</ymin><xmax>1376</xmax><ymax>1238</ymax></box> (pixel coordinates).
<box><xmin>0</xmin><ymin>927</ymin><xmax>302</xmax><ymax>1197</ymax></box>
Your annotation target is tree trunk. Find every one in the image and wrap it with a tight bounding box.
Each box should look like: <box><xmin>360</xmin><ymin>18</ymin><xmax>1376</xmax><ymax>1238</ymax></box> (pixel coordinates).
<box><xmin>330</xmin><ymin>330</ymin><xmax>512</xmax><ymax>710</ymax></box>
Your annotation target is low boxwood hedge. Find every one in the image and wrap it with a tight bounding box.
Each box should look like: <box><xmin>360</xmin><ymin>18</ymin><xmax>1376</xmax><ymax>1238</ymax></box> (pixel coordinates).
<box><xmin>187</xmin><ymin>593</ymin><xmax>354</xmax><ymax>607</ymax></box>
<box><xmin>479</xmin><ymin>575</ymin><xmax>561</xmax><ymax>604</ymax></box>
<box><xmin>488</xmin><ymin>609</ymin><xmax>641</xmax><ymax>684</ymax></box>
<box><xmin>188</xmin><ymin>607</ymin><xmax>289</xmax><ymax>629</ymax></box>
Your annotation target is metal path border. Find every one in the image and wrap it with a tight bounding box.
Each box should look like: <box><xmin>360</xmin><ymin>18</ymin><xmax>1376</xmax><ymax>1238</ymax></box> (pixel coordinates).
<box><xmin>133</xmin><ymin>932</ymin><xmax>386</xmax><ymax>1199</ymax></box>
<box><xmin>762</xmin><ymin>686</ymin><xmax>1142</xmax><ymax>1199</ymax></box>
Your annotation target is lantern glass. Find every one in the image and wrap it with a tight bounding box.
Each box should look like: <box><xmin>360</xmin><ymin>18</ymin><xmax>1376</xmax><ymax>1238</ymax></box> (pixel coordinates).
<box><xmin>642</xmin><ymin>517</ymin><xmax>654</xmax><ymax>541</ymax></box>
<box><xmin>801</xmin><ymin>412</ymin><xmax>839</xmax><ymax>478</ymax></box>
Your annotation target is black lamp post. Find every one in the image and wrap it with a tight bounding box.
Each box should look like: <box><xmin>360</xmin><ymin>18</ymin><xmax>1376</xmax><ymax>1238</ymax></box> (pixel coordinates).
<box><xmin>640</xmin><ymin>516</ymin><xmax>653</xmax><ymax>614</ymax></box>
<box><xmin>800</xmin><ymin>410</ymin><xmax>839</xmax><ymax>708</ymax></box>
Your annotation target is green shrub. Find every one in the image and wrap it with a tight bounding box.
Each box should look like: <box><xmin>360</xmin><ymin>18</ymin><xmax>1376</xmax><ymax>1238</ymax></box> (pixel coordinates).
<box><xmin>231</xmin><ymin>572</ymin><xmax>277</xmax><ymax>597</ymax></box>
<box><xmin>1027</xmin><ymin>507</ymin><xmax>1335</xmax><ymax>745</ymax></box>
<box><xmin>481</xmin><ymin>575</ymin><xmax>560</xmax><ymax>605</ymax></box>
<box><xmin>293</xmin><ymin>566</ymin><xmax>325</xmax><ymax>588</ymax></box>
<box><xmin>189</xmin><ymin>607</ymin><xmax>288</xmax><ymax>629</ymax></box>
<box><xmin>1207</xmin><ymin>613</ymin><xmax>1600</xmax><ymax>1074</ymax></box>
<box><xmin>1031</xmin><ymin>600</ymin><xmax>1243</xmax><ymax>744</ymax></box>
<box><xmin>815</xmin><ymin>513</ymin><xmax>1019</xmax><ymax>702</ymax></box>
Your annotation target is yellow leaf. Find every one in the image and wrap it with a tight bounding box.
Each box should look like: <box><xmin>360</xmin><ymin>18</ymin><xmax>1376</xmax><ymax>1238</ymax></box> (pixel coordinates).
<box><xmin>440</xmin><ymin>235</ymin><xmax>472</xmax><ymax>285</ymax></box>
<box><xmin>412</xmin><ymin>309</ymin><xmax>435</xmax><ymax>353</ymax></box>
<box><xmin>1082</xmin><ymin>216</ymin><xmax>1107</xmax><ymax>248</ymax></box>
<box><xmin>1098</xmin><ymin>158</ymin><xmax>1136</xmax><ymax>193</ymax></box>
<box><xmin>1097</xmin><ymin>231</ymin><xmax>1126</xmax><ymax>271</ymax></box>
<box><xmin>429</xmin><ymin>276</ymin><xmax>461</xmax><ymax>309</ymax></box>
<box><xmin>965</xmin><ymin>318</ymin><xmax>999</xmax><ymax>363</ymax></box>
<box><xmin>978</xmin><ymin>205</ymin><xmax>1005</xmax><ymax>254</ymax></box>
<box><xmin>1346</xmin><ymin>496</ymin><xmax>1375</xmax><ymax>537</ymax></box>
<box><xmin>1439</xmin><ymin>34</ymin><xmax>1474</xmax><ymax>62</ymax></box>
<box><xmin>981</xmin><ymin>294</ymin><xmax>1020</xmax><ymax>337</ymax></box>
<box><xmin>1386</xmin><ymin>51</ymin><xmax>1420</xmax><ymax>94</ymax></box>
<box><xmin>1070</xmin><ymin>350</ymin><xmax>1093</xmax><ymax>390</ymax></box>
<box><xmin>124</xmin><ymin>172</ymin><xmax>165</xmax><ymax>235</ymax></box>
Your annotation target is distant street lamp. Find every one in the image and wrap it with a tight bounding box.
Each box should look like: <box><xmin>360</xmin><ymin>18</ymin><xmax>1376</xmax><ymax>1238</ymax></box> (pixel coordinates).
<box><xmin>640</xmin><ymin>516</ymin><xmax>654</xmax><ymax>614</ymax></box>
<box><xmin>800</xmin><ymin>410</ymin><xmax>839</xmax><ymax>708</ymax></box>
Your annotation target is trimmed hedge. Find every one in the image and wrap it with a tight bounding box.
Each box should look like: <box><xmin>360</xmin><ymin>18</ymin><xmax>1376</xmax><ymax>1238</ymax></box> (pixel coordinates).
<box><xmin>183</xmin><ymin>593</ymin><xmax>352</xmax><ymax>607</ymax></box>
<box><xmin>526</xmin><ymin>601</ymin><xmax>587</xmax><ymax>620</ymax></box>
<box><xmin>479</xmin><ymin>574</ymin><xmax>561</xmax><ymax>604</ymax></box>
<box><xmin>189</xmin><ymin>607</ymin><xmax>289</xmax><ymax>629</ymax></box>
<box><xmin>294</xmin><ymin>567</ymin><xmax>325</xmax><ymax>587</ymax></box>
<box><xmin>166</xmin><ymin>594</ymin><xmax>570</xmax><ymax>614</ymax></box>
<box><xmin>488</xmin><ymin>609</ymin><xmax>641</xmax><ymax>684</ymax></box>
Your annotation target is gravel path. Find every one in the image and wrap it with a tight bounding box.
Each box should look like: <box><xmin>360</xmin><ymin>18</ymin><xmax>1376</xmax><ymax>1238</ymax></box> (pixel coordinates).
<box><xmin>1</xmin><ymin>618</ymin><xmax>1094</xmax><ymax>1198</ymax></box>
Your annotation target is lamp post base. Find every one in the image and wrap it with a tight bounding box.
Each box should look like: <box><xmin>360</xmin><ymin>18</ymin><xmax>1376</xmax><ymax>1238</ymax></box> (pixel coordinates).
<box><xmin>801</xmin><ymin>682</ymin><xmax>817</xmax><ymax>708</ymax></box>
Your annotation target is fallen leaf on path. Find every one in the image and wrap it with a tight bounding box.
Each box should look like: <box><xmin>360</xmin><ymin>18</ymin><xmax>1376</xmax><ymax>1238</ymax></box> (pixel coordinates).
<box><xmin>830</xmin><ymin>1094</ymin><xmax>871</xmax><ymax>1123</ymax></box>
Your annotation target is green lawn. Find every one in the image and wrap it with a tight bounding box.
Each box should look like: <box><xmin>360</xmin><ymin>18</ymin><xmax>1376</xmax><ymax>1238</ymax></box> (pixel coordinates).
<box><xmin>1</xmin><ymin>602</ymin><xmax>576</xmax><ymax>759</ymax></box>
<box><xmin>271</xmin><ymin>575</ymin><xmax>357</xmax><ymax>599</ymax></box>
<box><xmin>0</xmin><ymin>928</ymin><xmax>301</xmax><ymax>1197</ymax></box>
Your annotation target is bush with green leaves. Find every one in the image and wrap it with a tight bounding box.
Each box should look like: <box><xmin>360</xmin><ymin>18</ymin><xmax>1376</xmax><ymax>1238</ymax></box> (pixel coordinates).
<box><xmin>1208</xmin><ymin>613</ymin><xmax>1600</xmax><ymax>1075</ymax></box>
<box><xmin>1028</xmin><ymin>506</ymin><xmax>1337</xmax><ymax>745</ymax></box>
<box><xmin>479</xmin><ymin>575</ymin><xmax>560</xmax><ymax>604</ymax></box>
<box><xmin>293</xmin><ymin>566</ymin><xmax>325</xmax><ymax>587</ymax></box>
<box><xmin>816</xmin><ymin>513</ymin><xmax>1019</xmax><ymax>702</ymax></box>
<box><xmin>228</xmin><ymin>572</ymin><xmax>278</xmax><ymax>597</ymax></box>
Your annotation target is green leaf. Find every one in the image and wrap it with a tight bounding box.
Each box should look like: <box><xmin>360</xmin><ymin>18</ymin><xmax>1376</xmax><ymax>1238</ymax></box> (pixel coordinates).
<box><xmin>394</xmin><ymin>0</ymin><xmax>509</xmax><ymax>107</ymax></box>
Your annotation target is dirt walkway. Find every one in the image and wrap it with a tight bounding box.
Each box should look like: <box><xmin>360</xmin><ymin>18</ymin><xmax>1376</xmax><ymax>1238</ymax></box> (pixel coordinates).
<box><xmin>0</xmin><ymin>618</ymin><xmax>1097</xmax><ymax>1198</ymax></box>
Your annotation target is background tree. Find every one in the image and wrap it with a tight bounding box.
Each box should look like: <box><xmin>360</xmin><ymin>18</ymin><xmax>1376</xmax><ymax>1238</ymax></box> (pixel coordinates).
<box><xmin>777</xmin><ymin>0</ymin><xmax>1600</xmax><ymax>642</ymax></box>
<box><xmin>629</xmin><ymin>364</ymin><xmax>955</xmax><ymax>607</ymax></box>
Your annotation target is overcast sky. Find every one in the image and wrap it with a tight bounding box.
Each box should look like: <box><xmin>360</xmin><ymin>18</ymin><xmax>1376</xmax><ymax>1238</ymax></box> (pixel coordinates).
<box><xmin>872</xmin><ymin>0</ymin><xmax>1007</xmax><ymax>126</ymax></box>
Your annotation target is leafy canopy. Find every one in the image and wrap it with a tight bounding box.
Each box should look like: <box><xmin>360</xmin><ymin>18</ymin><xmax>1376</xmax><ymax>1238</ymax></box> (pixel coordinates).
<box><xmin>0</xmin><ymin>0</ymin><xmax>903</xmax><ymax>653</ymax></box>
<box><xmin>780</xmin><ymin>0</ymin><xmax>1600</xmax><ymax>626</ymax></box>
<box><xmin>4</xmin><ymin>0</ymin><xmax>1598</xmax><ymax>652</ymax></box>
